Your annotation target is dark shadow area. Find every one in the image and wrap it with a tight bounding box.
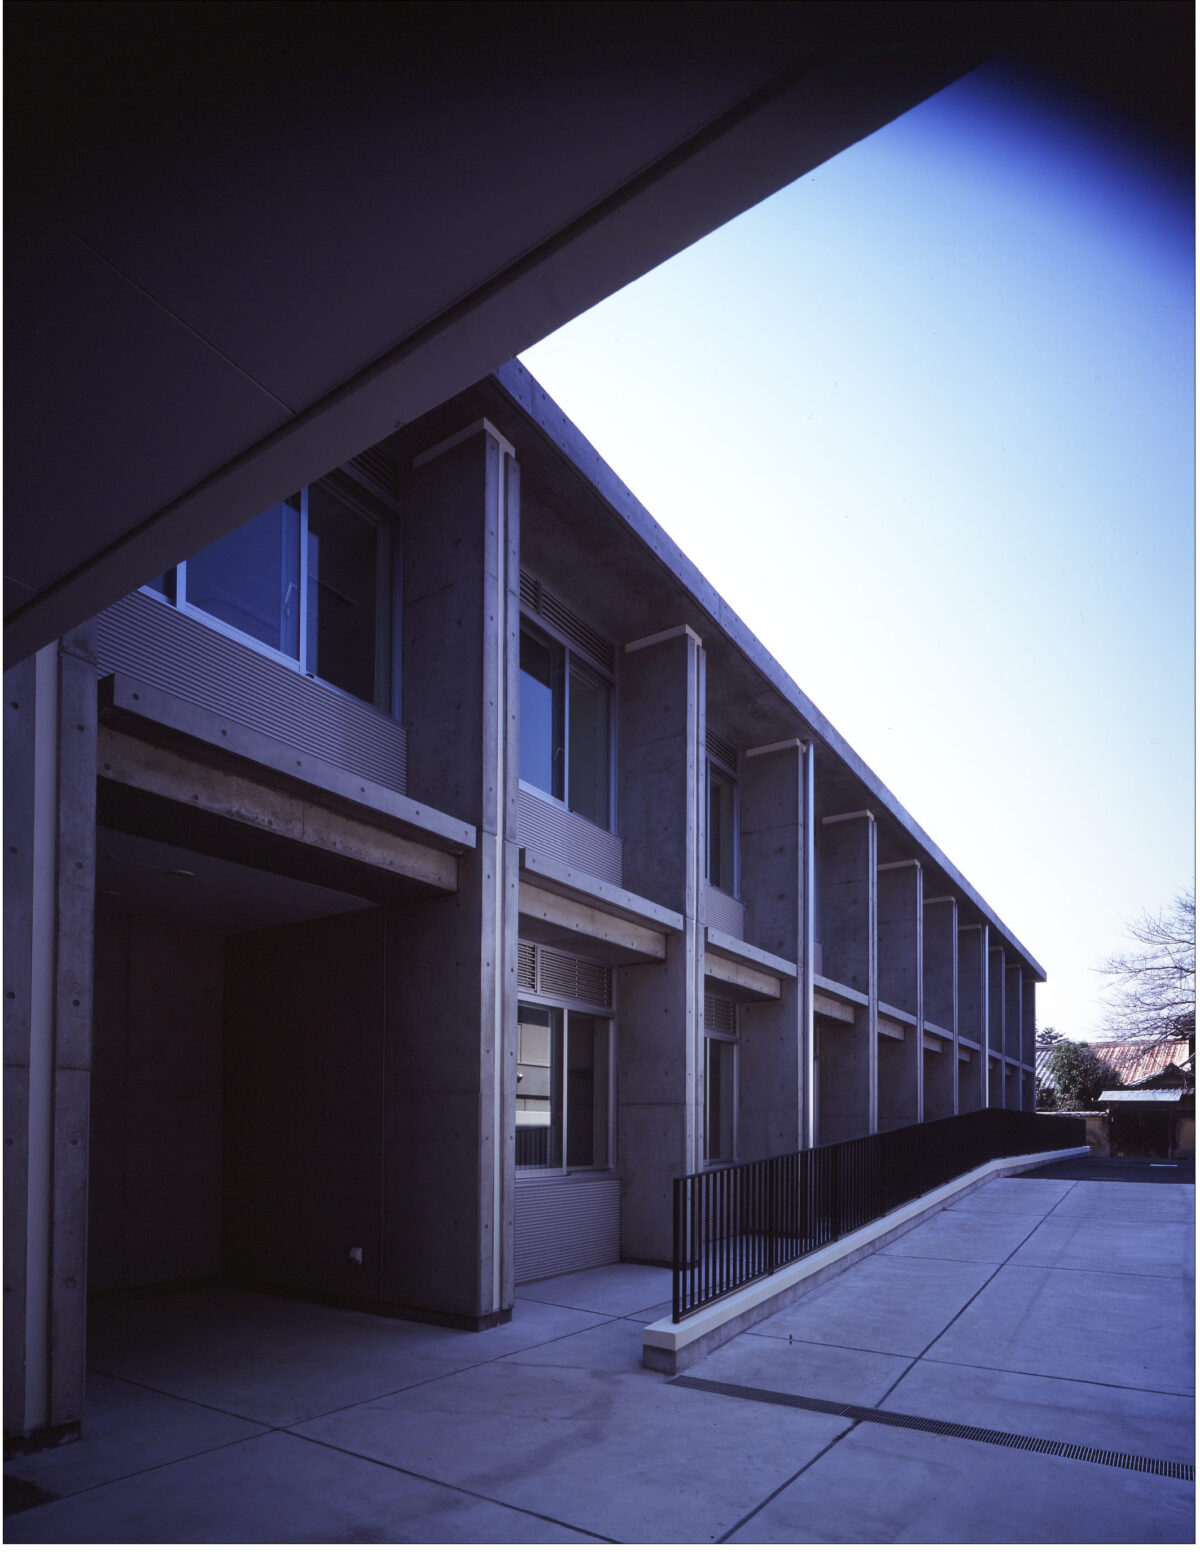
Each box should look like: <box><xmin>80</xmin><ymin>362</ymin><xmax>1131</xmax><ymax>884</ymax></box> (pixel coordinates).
<box><xmin>3</xmin><ymin>1477</ymin><xmax>59</xmax><ymax>1516</ymax></box>
<box><xmin>1021</xmin><ymin>1156</ymin><xmax>1195</xmax><ymax>1185</ymax></box>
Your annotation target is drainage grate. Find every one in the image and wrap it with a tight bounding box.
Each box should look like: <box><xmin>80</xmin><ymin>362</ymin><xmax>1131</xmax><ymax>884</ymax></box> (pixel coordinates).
<box><xmin>671</xmin><ymin>1377</ymin><xmax>1194</xmax><ymax>1481</ymax></box>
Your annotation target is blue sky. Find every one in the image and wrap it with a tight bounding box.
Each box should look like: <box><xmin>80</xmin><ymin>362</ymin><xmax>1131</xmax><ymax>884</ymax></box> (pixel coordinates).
<box><xmin>520</xmin><ymin>62</ymin><xmax>1194</xmax><ymax>1042</ymax></box>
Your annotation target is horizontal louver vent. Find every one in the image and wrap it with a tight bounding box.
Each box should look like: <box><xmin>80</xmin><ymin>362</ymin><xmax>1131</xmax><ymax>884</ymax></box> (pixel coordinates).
<box><xmin>519</xmin><ymin>570</ymin><xmax>615</xmax><ymax>674</ymax></box>
<box><xmin>350</xmin><ymin>444</ymin><xmax>399</xmax><ymax>499</ymax></box>
<box><xmin>706</xmin><ymin>728</ymin><xmax>737</xmax><ymax>771</ymax></box>
<box><xmin>705</xmin><ymin>994</ymin><xmax>737</xmax><ymax>1035</ymax></box>
<box><xmin>519</xmin><ymin>942</ymin><xmax>613</xmax><ymax>1009</ymax></box>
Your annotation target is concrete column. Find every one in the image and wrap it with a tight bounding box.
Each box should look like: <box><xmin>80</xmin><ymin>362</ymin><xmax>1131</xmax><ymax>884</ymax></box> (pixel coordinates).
<box><xmin>1005</xmin><ymin>963</ymin><xmax>1023</xmax><ymax>1110</ymax></box>
<box><xmin>923</xmin><ymin>896</ymin><xmax>958</xmax><ymax>1119</ymax></box>
<box><xmin>957</xmin><ymin>923</ymin><xmax>987</xmax><ymax>1112</ymax></box>
<box><xmin>1022</xmin><ymin>976</ymin><xmax>1038</xmax><ymax>1112</ymax></box>
<box><xmin>4</xmin><ymin>629</ymin><xmax>98</xmax><ymax>1446</ymax></box>
<box><xmin>987</xmin><ymin>944</ymin><xmax>1006</xmax><ymax>1109</ymax></box>
<box><xmin>382</xmin><ymin>420</ymin><xmax>519</xmax><ymax>1324</ymax></box>
<box><xmin>877</xmin><ymin>861</ymin><xmax>922</xmax><ymax>1131</ymax></box>
<box><xmin>738</xmin><ymin>738</ymin><xmax>807</xmax><ymax>1160</ymax></box>
<box><xmin>616</xmin><ymin>626</ymin><xmax>704</xmax><ymax>1261</ymax></box>
<box><xmin>817</xmin><ymin>813</ymin><xmax>876</xmax><ymax>1141</ymax></box>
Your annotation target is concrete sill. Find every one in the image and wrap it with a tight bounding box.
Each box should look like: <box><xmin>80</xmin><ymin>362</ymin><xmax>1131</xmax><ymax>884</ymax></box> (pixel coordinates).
<box><xmin>642</xmin><ymin>1144</ymin><xmax>1091</xmax><ymax>1375</ymax></box>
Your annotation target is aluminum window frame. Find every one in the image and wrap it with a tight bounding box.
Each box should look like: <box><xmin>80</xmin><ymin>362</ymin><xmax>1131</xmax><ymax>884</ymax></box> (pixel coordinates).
<box><xmin>140</xmin><ymin>471</ymin><xmax>403</xmax><ymax>719</ymax></box>
<box><xmin>706</xmin><ymin>754</ymin><xmax>740</xmax><ymax>900</ymax></box>
<box><xmin>703</xmin><ymin>1027</ymin><xmax>740</xmax><ymax>1166</ymax></box>
<box><xmin>515</xmin><ymin>985</ymin><xmax>617</xmax><ymax>1178</ymax></box>
<box><xmin>518</xmin><ymin>609</ymin><xmax>617</xmax><ymax>835</ymax></box>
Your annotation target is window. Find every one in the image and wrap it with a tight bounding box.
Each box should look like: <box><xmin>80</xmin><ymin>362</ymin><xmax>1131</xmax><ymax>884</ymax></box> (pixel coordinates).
<box><xmin>519</xmin><ymin>619</ymin><xmax>612</xmax><ymax>829</ymax></box>
<box><xmin>707</xmin><ymin>759</ymin><xmax>738</xmax><ymax>894</ymax></box>
<box><xmin>704</xmin><ymin>994</ymin><xmax>737</xmax><ymax>1163</ymax></box>
<box><xmin>516</xmin><ymin>1003</ymin><xmax>612</xmax><ymax>1171</ymax></box>
<box><xmin>145</xmin><ymin>475</ymin><xmax>397</xmax><ymax>713</ymax></box>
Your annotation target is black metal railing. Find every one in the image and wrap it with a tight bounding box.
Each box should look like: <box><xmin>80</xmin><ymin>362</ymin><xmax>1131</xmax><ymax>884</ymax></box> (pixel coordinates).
<box><xmin>672</xmin><ymin>1108</ymin><xmax>1085</xmax><ymax>1321</ymax></box>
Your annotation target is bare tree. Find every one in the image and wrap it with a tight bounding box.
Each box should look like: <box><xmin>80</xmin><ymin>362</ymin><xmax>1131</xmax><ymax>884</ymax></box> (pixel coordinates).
<box><xmin>1099</xmin><ymin>889</ymin><xmax>1195</xmax><ymax>1049</ymax></box>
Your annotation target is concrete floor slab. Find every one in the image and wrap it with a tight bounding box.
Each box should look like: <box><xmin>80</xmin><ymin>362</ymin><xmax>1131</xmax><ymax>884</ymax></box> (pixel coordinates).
<box><xmin>685</xmin><ymin>1331</ymin><xmax>912</xmax><ymax>1406</ymax></box>
<box><xmin>875</xmin><ymin>1206</ymin><xmax>1044</xmax><ymax>1264</ymax></box>
<box><xmin>499</xmin><ymin>1314</ymin><xmax>649</xmax><ymax>1373</ymax></box>
<box><xmin>1011</xmin><ymin>1214</ymin><xmax>1195</xmax><ymax>1279</ymax></box>
<box><xmin>4</xmin><ymin>1371</ymin><xmax>268</xmax><ymax>1500</ymax></box>
<box><xmin>1047</xmin><ymin>1180</ymin><xmax>1197</xmax><ymax>1222</ymax></box>
<box><xmin>750</xmin><ymin>1252</ymin><xmax>996</xmax><ymax>1357</ymax></box>
<box><xmin>943</xmin><ymin>1177</ymin><xmax>1075</xmax><ymax>1215</ymax></box>
<box><xmin>927</xmin><ymin>1263</ymin><xmax>1194</xmax><ymax>1394</ymax></box>
<box><xmin>292</xmin><ymin>1352</ymin><xmax>847</xmax><ymax>1543</ymax></box>
<box><xmin>87</xmin><ymin>1288</ymin><xmax>609</xmax><ymax>1426</ymax></box>
<box><xmin>517</xmin><ymin>1262</ymin><xmax>674</xmax><ymax>1317</ymax></box>
<box><xmin>885</xmin><ymin>1356</ymin><xmax>1196</xmax><ymax>1465</ymax></box>
<box><xmin>726</xmin><ymin>1420</ymin><xmax>1194</xmax><ymax>1544</ymax></box>
<box><xmin>7</xmin><ymin>1429</ymin><xmax>603</xmax><ymax>1545</ymax></box>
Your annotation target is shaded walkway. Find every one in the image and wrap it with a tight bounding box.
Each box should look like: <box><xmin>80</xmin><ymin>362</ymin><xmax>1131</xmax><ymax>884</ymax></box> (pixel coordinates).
<box><xmin>5</xmin><ymin>1172</ymin><xmax>1193</xmax><ymax>1543</ymax></box>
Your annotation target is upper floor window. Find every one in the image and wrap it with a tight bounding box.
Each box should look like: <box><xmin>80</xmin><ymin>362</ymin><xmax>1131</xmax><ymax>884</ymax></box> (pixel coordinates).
<box><xmin>707</xmin><ymin>757</ymin><xmax>738</xmax><ymax>895</ymax></box>
<box><xmin>145</xmin><ymin>474</ymin><xmax>397</xmax><ymax>715</ymax></box>
<box><xmin>519</xmin><ymin>618</ymin><xmax>613</xmax><ymax>830</ymax></box>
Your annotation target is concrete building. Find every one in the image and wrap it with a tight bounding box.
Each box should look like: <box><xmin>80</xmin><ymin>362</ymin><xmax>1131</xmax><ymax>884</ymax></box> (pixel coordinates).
<box><xmin>4</xmin><ymin>360</ymin><xmax>1043</xmax><ymax>1452</ymax></box>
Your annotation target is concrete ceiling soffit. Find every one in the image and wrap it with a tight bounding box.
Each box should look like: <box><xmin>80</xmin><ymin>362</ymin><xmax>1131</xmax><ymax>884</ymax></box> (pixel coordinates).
<box><xmin>5</xmin><ymin>1</ymin><xmax>984</xmax><ymax>665</ymax></box>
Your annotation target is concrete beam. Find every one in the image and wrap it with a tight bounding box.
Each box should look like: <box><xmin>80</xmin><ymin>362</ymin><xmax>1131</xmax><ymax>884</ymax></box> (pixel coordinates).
<box><xmin>703</xmin><ymin>950</ymin><xmax>780</xmax><ymax>1002</ymax></box>
<box><xmin>518</xmin><ymin>850</ymin><xmax>683</xmax><ymax>934</ymax></box>
<box><xmin>97</xmin><ymin>727</ymin><xmax>457</xmax><ymax>897</ymax></box>
<box><xmin>518</xmin><ymin>881</ymin><xmax>666</xmax><ymax>963</ymax></box>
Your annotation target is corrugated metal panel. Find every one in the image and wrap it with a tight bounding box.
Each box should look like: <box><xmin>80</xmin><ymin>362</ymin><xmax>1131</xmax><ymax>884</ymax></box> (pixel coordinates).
<box><xmin>706</xmin><ymin>728</ymin><xmax>737</xmax><ymax>771</ymax></box>
<box><xmin>96</xmin><ymin>591</ymin><xmax>407</xmax><ymax>793</ymax></box>
<box><xmin>519</xmin><ymin>570</ymin><xmax>615</xmax><ymax>674</ymax></box>
<box><xmin>705</xmin><ymin>994</ymin><xmax>737</xmax><ymax>1035</ymax></box>
<box><xmin>705</xmin><ymin>884</ymin><xmax>745</xmax><ymax>941</ymax></box>
<box><xmin>516</xmin><ymin>787</ymin><xmax>622</xmax><ymax>884</ymax></box>
<box><xmin>517</xmin><ymin>942</ymin><xmax>537</xmax><ymax>991</ymax></box>
<box><xmin>514</xmin><ymin>1177</ymin><xmax>621</xmax><ymax>1283</ymax></box>
<box><xmin>349</xmin><ymin>444</ymin><xmax>399</xmax><ymax>499</ymax></box>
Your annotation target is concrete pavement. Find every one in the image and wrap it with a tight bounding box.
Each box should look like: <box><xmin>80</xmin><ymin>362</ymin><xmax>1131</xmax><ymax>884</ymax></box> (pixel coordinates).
<box><xmin>5</xmin><ymin>1163</ymin><xmax>1193</xmax><ymax>1543</ymax></box>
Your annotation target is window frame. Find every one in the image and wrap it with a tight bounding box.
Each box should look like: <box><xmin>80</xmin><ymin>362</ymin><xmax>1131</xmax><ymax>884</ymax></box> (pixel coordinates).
<box><xmin>141</xmin><ymin>471</ymin><xmax>402</xmax><ymax>719</ymax></box>
<box><xmin>518</xmin><ymin>610</ymin><xmax>617</xmax><ymax>834</ymax></box>
<box><xmin>706</xmin><ymin>754</ymin><xmax>740</xmax><ymax>899</ymax></box>
<box><xmin>515</xmin><ymin>986</ymin><xmax>617</xmax><ymax>1178</ymax></box>
<box><xmin>703</xmin><ymin>1024</ymin><xmax>739</xmax><ymax>1166</ymax></box>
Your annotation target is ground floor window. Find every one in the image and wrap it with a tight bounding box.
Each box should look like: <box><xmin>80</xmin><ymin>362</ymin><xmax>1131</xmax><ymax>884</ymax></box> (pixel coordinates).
<box><xmin>517</xmin><ymin>1002</ymin><xmax>612</xmax><ymax>1171</ymax></box>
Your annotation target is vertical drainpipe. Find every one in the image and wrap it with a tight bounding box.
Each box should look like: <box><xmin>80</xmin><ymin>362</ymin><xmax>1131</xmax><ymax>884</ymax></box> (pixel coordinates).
<box><xmin>980</xmin><ymin>923</ymin><xmax>990</xmax><ymax>1111</ymax></box>
<box><xmin>687</xmin><ymin>634</ymin><xmax>706</xmax><ymax>1177</ymax></box>
<box><xmin>802</xmin><ymin>740</ymin><xmax>816</xmax><ymax>1150</ymax></box>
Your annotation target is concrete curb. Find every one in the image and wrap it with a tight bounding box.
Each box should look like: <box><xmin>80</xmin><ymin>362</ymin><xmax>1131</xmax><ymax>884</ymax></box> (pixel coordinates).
<box><xmin>641</xmin><ymin>1145</ymin><xmax>1091</xmax><ymax>1374</ymax></box>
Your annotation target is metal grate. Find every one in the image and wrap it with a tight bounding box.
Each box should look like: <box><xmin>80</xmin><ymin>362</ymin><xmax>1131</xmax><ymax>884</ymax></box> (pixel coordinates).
<box><xmin>519</xmin><ymin>943</ymin><xmax>613</xmax><ymax>1009</ymax></box>
<box><xmin>519</xmin><ymin>570</ymin><xmax>615</xmax><ymax>674</ymax></box>
<box><xmin>670</xmin><ymin>1378</ymin><xmax>1195</xmax><ymax>1481</ymax></box>
<box><xmin>705</xmin><ymin>993</ymin><xmax>737</xmax><ymax>1035</ymax></box>
<box><xmin>350</xmin><ymin>444</ymin><xmax>399</xmax><ymax>498</ymax></box>
<box><xmin>706</xmin><ymin>728</ymin><xmax>737</xmax><ymax>772</ymax></box>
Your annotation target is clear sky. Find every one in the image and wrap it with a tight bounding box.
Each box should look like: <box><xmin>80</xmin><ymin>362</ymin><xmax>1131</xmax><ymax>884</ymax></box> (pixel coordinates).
<box><xmin>520</xmin><ymin>61</ymin><xmax>1194</xmax><ymax>1042</ymax></box>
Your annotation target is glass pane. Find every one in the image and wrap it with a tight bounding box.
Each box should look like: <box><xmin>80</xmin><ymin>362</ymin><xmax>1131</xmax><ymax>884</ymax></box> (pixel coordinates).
<box><xmin>516</xmin><ymin>1005</ymin><xmax>562</xmax><ymax>1169</ymax></box>
<box><xmin>187</xmin><ymin>498</ymin><xmax>301</xmax><ymax>657</ymax></box>
<box><xmin>306</xmin><ymin>481</ymin><xmax>378</xmax><ymax>703</ymax></box>
<box><xmin>519</xmin><ymin>628</ymin><xmax>564</xmax><ymax>798</ymax></box>
<box><xmin>568</xmin><ymin>662</ymin><xmax>611</xmax><ymax>828</ymax></box>
<box><xmin>566</xmin><ymin>1013</ymin><xmax>610</xmax><ymax>1168</ymax></box>
<box><xmin>706</xmin><ymin>1038</ymin><xmax>735</xmax><ymax>1162</ymax></box>
<box><xmin>708</xmin><ymin>765</ymin><xmax>736</xmax><ymax>893</ymax></box>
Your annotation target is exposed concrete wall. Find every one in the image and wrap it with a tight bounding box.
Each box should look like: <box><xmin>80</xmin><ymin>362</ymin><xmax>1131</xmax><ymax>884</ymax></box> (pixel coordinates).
<box><xmin>3</xmin><ymin>632</ymin><xmax>98</xmax><ymax>1443</ymax></box>
<box><xmin>817</xmin><ymin>814</ymin><xmax>876</xmax><ymax>1142</ymax></box>
<box><xmin>393</xmin><ymin>423</ymin><xmax>518</xmax><ymax>1319</ymax></box>
<box><xmin>1005</xmin><ymin>963</ymin><xmax>1023</xmax><ymax>1109</ymax></box>
<box><xmin>617</xmin><ymin>629</ymin><xmax>703</xmax><ymax>1260</ymax></box>
<box><xmin>988</xmin><ymin>945</ymin><xmax>1005</xmax><ymax>1108</ymax></box>
<box><xmin>89</xmin><ymin>912</ymin><xmax>224</xmax><ymax>1291</ymax></box>
<box><xmin>224</xmin><ymin>910</ymin><xmax>385</xmax><ymax>1301</ymax></box>
<box><xmin>923</xmin><ymin>896</ymin><xmax>957</xmax><ymax>1119</ymax></box>
<box><xmin>957</xmin><ymin>924</ymin><xmax>987</xmax><ymax>1112</ymax></box>
<box><xmin>877</xmin><ymin>862</ymin><xmax>922</xmax><ymax>1131</ymax></box>
<box><xmin>737</xmin><ymin>740</ymin><xmax>806</xmax><ymax>1161</ymax></box>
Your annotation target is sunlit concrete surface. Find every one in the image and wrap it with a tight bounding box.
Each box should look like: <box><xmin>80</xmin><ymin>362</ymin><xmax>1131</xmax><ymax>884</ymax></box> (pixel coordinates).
<box><xmin>5</xmin><ymin>1171</ymin><xmax>1192</xmax><ymax>1543</ymax></box>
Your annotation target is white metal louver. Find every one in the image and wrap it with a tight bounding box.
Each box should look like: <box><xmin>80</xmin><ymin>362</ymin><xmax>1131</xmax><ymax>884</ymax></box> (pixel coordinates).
<box><xmin>349</xmin><ymin>444</ymin><xmax>400</xmax><ymax>499</ymax></box>
<box><xmin>704</xmin><ymin>993</ymin><xmax>737</xmax><ymax>1035</ymax></box>
<box><xmin>518</xmin><ymin>942</ymin><xmax>613</xmax><ymax>1009</ymax></box>
<box><xmin>518</xmin><ymin>569</ymin><xmax>615</xmax><ymax>674</ymax></box>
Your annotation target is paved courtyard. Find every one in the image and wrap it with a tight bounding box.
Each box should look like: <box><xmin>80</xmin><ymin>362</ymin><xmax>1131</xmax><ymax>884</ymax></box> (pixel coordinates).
<box><xmin>5</xmin><ymin>1162</ymin><xmax>1194</xmax><ymax>1543</ymax></box>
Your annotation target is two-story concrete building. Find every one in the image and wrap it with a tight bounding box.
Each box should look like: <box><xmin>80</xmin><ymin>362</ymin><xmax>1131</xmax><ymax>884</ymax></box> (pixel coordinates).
<box><xmin>4</xmin><ymin>360</ymin><xmax>1042</xmax><ymax>1450</ymax></box>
